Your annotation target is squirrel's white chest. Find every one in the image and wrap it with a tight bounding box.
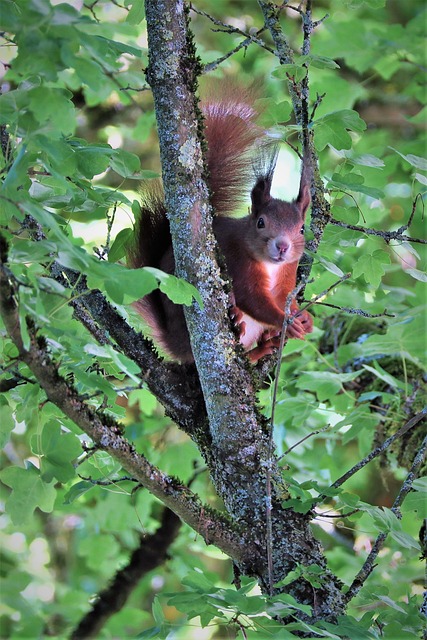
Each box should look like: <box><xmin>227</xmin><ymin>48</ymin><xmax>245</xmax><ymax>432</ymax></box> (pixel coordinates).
<box><xmin>239</xmin><ymin>261</ymin><xmax>282</xmax><ymax>349</ymax></box>
<box><xmin>239</xmin><ymin>315</ymin><xmax>266</xmax><ymax>349</ymax></box>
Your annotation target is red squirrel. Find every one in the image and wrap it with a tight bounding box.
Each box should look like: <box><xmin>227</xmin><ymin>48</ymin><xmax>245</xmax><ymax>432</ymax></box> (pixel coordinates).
<box><xmin>128</xmin><ymin>90</ymin><xmax>313</xmax><ymax>363</ymax></box>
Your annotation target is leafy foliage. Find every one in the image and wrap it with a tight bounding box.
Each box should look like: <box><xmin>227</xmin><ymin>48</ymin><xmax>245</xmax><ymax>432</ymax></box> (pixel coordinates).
<box><xmin>0</xmin><ymin>1</ymin><xmax>426</xmax><ymax>639</ymax></box>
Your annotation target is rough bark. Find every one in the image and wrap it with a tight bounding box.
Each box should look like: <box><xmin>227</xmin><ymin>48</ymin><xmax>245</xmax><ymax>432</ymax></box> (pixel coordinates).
<box><xmin>144</xmin><ymin>0</ymin><xmax>345</xmax><ymax>619</ymax></box>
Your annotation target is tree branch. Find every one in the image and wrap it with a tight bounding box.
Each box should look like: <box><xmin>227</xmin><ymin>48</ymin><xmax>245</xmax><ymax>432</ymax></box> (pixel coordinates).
<box><xmin>257</xmin><ymin>0</ymin><xmax>332</xmax><ymax>281</ymax></box>
<box><xmin>50</xmin><ymin>263</ymin><xmax>207</xmax><ymax>439</ymax></box>
<box><xmin>328</xmin><ymin>409</ymin><xmax>426</xmax><ymax>495</ymax></box>
<box><xmin>144</xmin><ymin>0</ymin><xmax>346</xmax><ymax>620</ymax></box>
<box><xmin>70</xmin><ymin>507</ymin><xmax>182</xmax><ymax>640</ymax></box>
<box><xmin>344</xmin><ymin>433</ymin><xmax>427</xmax><ymax>603</ymax></box>
<box><xmin>329</xmin><ymin>217</ymin><xmax>427</xmax><ymax>245</ymax></box>
<box><xmin>0</xmin><ymin>259</ymin><xmax>245</xmax><ymax>562</ymax></box>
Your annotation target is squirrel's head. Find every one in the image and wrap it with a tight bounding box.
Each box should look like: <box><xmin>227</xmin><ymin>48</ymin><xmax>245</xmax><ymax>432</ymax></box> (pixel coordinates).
<box><xmin>249</xmin><ymin>152</ymin><xmax>311</xmax><ymax>264</ymax></box>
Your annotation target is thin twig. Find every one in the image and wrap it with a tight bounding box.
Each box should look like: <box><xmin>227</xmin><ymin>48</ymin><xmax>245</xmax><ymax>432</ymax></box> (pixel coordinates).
<box><xmin>78</xmin><ymin>474</ymin><xmax>140</xmax><ymax>486</ymax></box>
<box><xmin>312</xmin><ymin>300</ymin><xmax>394</xmax><ymax>318</ymax></box>
<box><xmin>298</xmin><ymin>272</ymin><xmax>352</xmax><ymax>316</ymax></box>
<box><xmin>329</xmin><ymin>218</ymin><xmax>427</xmax><ymax>245</ymax></box>
<box><xmin>191</xmin><ymin>6</ymin><xmax>274</xmax><ymax>73</ymax></box>
<box><xmin>266</xmin><ymin>278</ymin><xmax>307</xmax><ymax>595</ymax></box>
<box><xmin>281</xmin><ymin>424</ymin><xmax>332</xmax><ymax>457</ymax></box>
<box><xmin>345</xmin><ymin>433</ymin><xmax>427</xmax><ymax>603</ymax></box>
<box><xmin>316</xmin><ymin>408</ymin><xmax>426</xmax><ymax>503</ymax></box>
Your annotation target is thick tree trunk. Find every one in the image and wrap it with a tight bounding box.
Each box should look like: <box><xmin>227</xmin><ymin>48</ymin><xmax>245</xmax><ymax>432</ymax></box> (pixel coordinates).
<box><xmin>144</xmin><ymin>0</ymin><xmax>345</xmax><ymax>620</ymax></box>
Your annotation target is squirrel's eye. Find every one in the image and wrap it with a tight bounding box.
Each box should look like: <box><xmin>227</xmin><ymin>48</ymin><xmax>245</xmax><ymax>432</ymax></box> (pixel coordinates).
<box><xmin>300</xmin><ymin>225</ymin><xmax>305</xmax><ymax>234</ymax></box>
<box><xmin>257</xmin><ymin>217</ymin><xmax>265</xmax><ymax>229</ymax></box>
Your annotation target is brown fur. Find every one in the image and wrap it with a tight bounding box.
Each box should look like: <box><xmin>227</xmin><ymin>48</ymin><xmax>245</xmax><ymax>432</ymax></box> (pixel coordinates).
<box><xmin>128</xmin><ymin>91</ymin><xmax>313</xmax><ymax>362</ymax></box>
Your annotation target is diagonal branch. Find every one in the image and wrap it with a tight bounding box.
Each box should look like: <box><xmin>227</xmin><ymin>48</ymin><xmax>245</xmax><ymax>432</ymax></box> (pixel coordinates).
<box><xmin>329</xmin><ymin>217</ymin><xmax>427</xmax><ymax>245</ymax></box>
<box><xmin>14</xmin><ymin>214</ymin><xmax>207</xmax><ymax>438</ymax></box>
<box><xmin>0</xmin><ymin>258</ymin><xmax>245</xmax><ymax>562</ymax></box>
<box><xmin>70</xmin><ymin>507</ymin><xmax>182</xmax><ymax>640</ymax></box>
<box><xmin>315</xmin><ymin>409</ymin><xmax>427</xmax><ymax>506</ymax></box>
<box><xmin>344</xmin><ymin>433</ymin><xmax>427</xmax><ymax>603</ymax></box>
<box><xmin>50</xmin><ymin>263</ymin><xmax>207</xmax><ymax>438</ymax></box>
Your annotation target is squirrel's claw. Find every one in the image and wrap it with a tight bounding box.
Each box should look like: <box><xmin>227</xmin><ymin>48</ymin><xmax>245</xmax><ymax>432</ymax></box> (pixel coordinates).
<box><xmin>229</xmin><ymin>305</ymin><xmax>246</xmax><ymax>337</ymax></box>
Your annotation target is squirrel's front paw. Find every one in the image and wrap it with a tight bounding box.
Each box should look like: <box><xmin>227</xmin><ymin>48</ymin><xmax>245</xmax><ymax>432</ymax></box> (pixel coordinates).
<box><xmin>286</xmin><ymin>309</ymin><xmax>313</xmax><ymax>339</ymax></box>
<box><xmin>229</xmin><ymin>305</ymin><xmax>246</xmax><ymax>337</ymax></box>
<box><xmin>259</xmin><ymin>328</ymin><xmax>281</xmax><ymax>347</ymax></box>
<box><xmin>299</xmin><ymin>309</ymin><xmax>313</xmax><ymax>333</ymax></box>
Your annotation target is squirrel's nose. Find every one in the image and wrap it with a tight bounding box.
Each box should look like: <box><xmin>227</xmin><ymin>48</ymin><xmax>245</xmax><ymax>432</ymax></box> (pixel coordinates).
<box><xmin>276</xmin><ymin>239</ymin><xmax>289</xmax><ymax>255</ymax></box>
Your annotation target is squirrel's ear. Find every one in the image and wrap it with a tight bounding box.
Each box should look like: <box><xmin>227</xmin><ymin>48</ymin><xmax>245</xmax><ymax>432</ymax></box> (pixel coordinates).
<box><xmin>296</xmin><ymin>180</ymin><xmax>311</xmax><ymax>218</ymax></box>
<box><xmin>296</xmin><ymin>151</ymin><xmax>312</xmax><ymax>217</ymax></box>
<box><xmin>251</xmin><ymin>177</ymin><xmax>272</xmax><ymax>213</ymax></box>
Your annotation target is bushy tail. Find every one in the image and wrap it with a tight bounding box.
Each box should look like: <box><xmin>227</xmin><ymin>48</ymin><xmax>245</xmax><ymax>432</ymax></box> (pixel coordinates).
<box><xmin>129</xmin><ymin>87</ymin><xmax>266</xmax><ymax>270</ymax></box>
<box><xmin>127</xmin><ymin>181</ymin><xmax>168</xmax><ymax>270</ymax></box>
<box><xmin>202</xmin><ymin>86</ymin><xmax>265</xmax><ymax>215</ymax></box>
<box><xmin>128</xmin><ymin>87</ymin><xmax>267</xmax><ymax>360</ymax></box>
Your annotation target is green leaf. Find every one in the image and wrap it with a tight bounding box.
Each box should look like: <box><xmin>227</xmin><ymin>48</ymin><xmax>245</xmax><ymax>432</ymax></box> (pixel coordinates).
<box><xmin>317</xmin><ymin>256</ymin><xmax>345</xmax><ymax>277</ymax></box>
<box><xmin>375</xmin><ymin>595</ymin><xmax>407</xmax><ymax>614</ymax></box>
<box><xmin>1</xmin><ymin>463</ymin><xmax>56</xmax><ymax>525</ymax></box>
<box><xmin>332</xmin><ymin>205</ymin><xmax>360</xmax><ymax>224</ymax></box>
<box><xmin>389</xmin><ymin>147</ymin><xmax>427</xmax><ymax>171</ymax></box>
<box><xmin>85</xmin><ymin>451</ymin><xmax>122</xmax><ymax>477</ymax></box>
<box><xmin>353</xmin><ymin>250</ymin><xmax>390</xmax><ymax>287</ymax></box>
<box><xmin>360</xmin><ymin>311</ymin><xmax>426</xmax><ymax>366</ymax></box>
<box><xmin>0</xmin><ymin>396</ymin><xmax>15</xmax><ymax>448</ymax></box>
<box><xmin>108</xmin><ymin>227</ymin><xmax>134</xmax><ymax>263</ymax></box>
<box><xmin>296</xmin><ymin>370</ymin><xmax>361</xmax><ymax>402</ymax></box>
<box><xmin>269</xmin><ymin>592</ymin><xmax>312</xmax><ymax>616</ymax></box>
<box><xmin>282</xmin><ymin>497</ymin><xmax>315</xmax><ymax>514</ymax></box>
<box><xmin>328</xmin><ymin>173</ymin><xmax>384</xmax><ymax>199</ymax></box>
<box><xmin>414</xmin><ymin>172</ymin><xmax>427</xmax><ymax>186</ymax></box>
<box><xmin>127</xmin><ymin>0</ymin><xmax>146</xmax><ymax>25</ymax></box>
<box><xmin>412</xmin><ymin>477</ymin><xmax>427</xmax><ymax>492</ymax></box>
<box><xmin>255</xmin><ymin>98</ymin><xmax>293</xmax><ymax>127</ymax></box>
<box><xmin>128</xmin><ymin>388</ymin><xmax>158</xmax><ymax>416</ymax></box>
<box><xmin>361</xmin><ymin>362</ymin><xmax>407</xmax><ymax>391</ymax></box>
<box><xmin>405</xmin><ymin>268</ymin><xmax>427</xmax><ymax>282</ymax></box>
<box><xmin>87</xmin><ymin>262</ymin><xmax>158</xmax><ymax>304</ymax></box>
<box><xmin>63</xmin><ymin>480</ymin><xmax>94</xmax><ymax>504</ymax></box>
<box><xmin>152</xmin><ymin>597</ymin><xmax>164</xmax><ymax>626</ymax></box>
<box><xmin>28</xmin><ymin>87</ymin><xmax>76</xmax><ymax>135</ymax></box>
<box><xmin>145</xmin><ymin>267</ymin><xmax>203</xmax><ymax>308</ymax></box>
<box><xmin>316</xmin><ymin>614</ymin><xmax>376</xmax><ymax>639</ymax></box>
<box><xmin>84</xmin><ymin>343</ymin><xmax>141</xmax><ymax>383</ymax></box>
<box><xmin>305</xmin><ymin>54</ymin><xmax>340</xmax><ymax>69</ymax></box>
<box><xmin>314</xmin><ymin>110</ymin><xmax>366</xmax><ymax>151</ymax></box>
<box><xmin>401</xmin><ymin>491</ymin><xmax>427</xmax><ymax>519</ymax></box>
<box><xmin>181</xmin><ymin>569</ymin><xmax>218</xmax><ymax>593</ymax></box>
<box><xmin>0</xmin><ymin>90</ymin><xmax>26</xmax><ymax>126</ymax></box>
<box><xmin>160</xmin><ymin>275</ymin><xmax>203</xmax><ymax>308</ymax></box>
<box><xmin>72</xmin><ymin>142</ymin><xmax>113</xmax><ymax>178</ymax></box>
<box><xmin>350</xmin><ymin>154</ymin><xmax>385</xmax><ymax>168</ymax></box>
<box><xmin>110</xmin><ymin>149</ymin><xmax>141</xmax><ymax>178</ymax></box>
<box><xmin>271</xmin><ymin>64</ymin><xmax>307</xmax><ymax>83</ymax></box>
<box><xmin>389</xmin><ymin>530</ymin><xmax>420</xmax><ymax>551</ymax></box>
<box><xmin>31</xmin><ymin>420</ymin><xmax>82</xmax><ymax>483</ymax></box>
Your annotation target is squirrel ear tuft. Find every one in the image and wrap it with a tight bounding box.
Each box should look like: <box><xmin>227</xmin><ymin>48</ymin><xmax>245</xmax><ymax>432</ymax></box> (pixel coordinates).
<box><xmin>296</xmin><ymin>181</ymin><xmax>311</xmax><ymax>217</ymax></box>
<box><xmin>251</xmin><ymin>144</ymin><xmax>278</xmax><ymax>213</ymax></box>
<box><xmin>296</xmin><ymin>150</ymin><xmax>312</xmax><ymax>217</ymax></box>
<box><xmin>251</xmin><ymin>177</ymin><xmax>272</xmax><ymax>212</ymax></box>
